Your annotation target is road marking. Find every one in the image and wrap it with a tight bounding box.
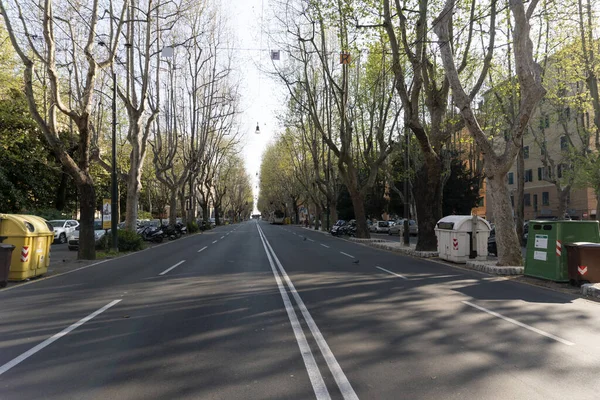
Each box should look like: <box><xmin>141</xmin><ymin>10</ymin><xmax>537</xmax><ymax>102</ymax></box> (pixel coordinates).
<box><xmin>376</xmin><ymin>266</ymin><xmax>408</xmax><ymax>280</ymax></box>
<box><xmin>197</xmin><ymin>246</ymin><xmax>208</xmax><ymax>253</ymax></box>
<box><xmin>212</xmin><ymin>240</ymin><xmax>218</xmax><ymax>244</ymax></box>
<box><xmin>256</xmin><ymin>227</ymin><xmax>330</xmax><ymax>399</ymax></box>
<box><xmin>320</xmin><ymin>244</ymin><xmax>330</xmax><ymax>248</ymax></box>
<box><xmin>307</xmin><ymin>238</ymin><xmax>315</xmax><ymax>242</ymax></box>
<box><xmin>462</xmin><ymin>301</ymin><xmax>574</xmax><ymax>346</ymax></box>
<box><xmin>0</xmin><ymin>299</ymin><xmax>121</xmax><ymax>376</ymax></box>
<box><xmin>340</xmin><ymin>252</ymin><xmax>355</xmax><ymax>259</ymax></box>
<box><xmin>258</xmin><ymin>225</ymin><xmax>358</xmax><ymax>400</ymax></box>
<box><xmin>220</xmin><ymin>236</ymin><xmax>225</xmax><ymax>239</ymax></box>
<box><xmin>159</xmin><ymin>260</ymin><xmax>186</xmax><ymax>276</ymax></box>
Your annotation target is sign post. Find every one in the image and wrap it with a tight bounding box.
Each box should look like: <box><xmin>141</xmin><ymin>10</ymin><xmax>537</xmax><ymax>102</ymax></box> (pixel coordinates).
<box><xmin>103</xmin><ymin>199</ymin><xmax>112</xmax><ymax>230</ymax></box>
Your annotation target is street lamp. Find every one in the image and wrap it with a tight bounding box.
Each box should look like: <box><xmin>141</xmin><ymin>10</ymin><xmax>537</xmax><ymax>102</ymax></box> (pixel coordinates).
<box><xmin>255</xmin><ymin>122</ymin><xmax>260</xmax><ymax>134</ymax></box>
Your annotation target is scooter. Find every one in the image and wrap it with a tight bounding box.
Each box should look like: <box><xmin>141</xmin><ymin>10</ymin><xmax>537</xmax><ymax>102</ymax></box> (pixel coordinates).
<box><xmin>139</xmin><ymin>226</ymin><xmax>164</xmax><ymax>243</ymax></box>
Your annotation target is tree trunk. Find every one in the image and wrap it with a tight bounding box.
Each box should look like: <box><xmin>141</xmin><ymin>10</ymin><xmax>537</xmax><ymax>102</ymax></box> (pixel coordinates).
<box><xmin>314</xmin><ymin>203</ymin><xmax>321</xmax><ymax>230</ymax></box>
<box><xmin>169</xmin><ymin>189</ymin><xmax>177</xmax><ymax>225</ymax></box>
<box><xmin>55</xmin><ymin>168</ymin><xmax>69</xmax><ymax>211</ymax></box>
<box><xmin>179</xmin><ymin>189</ymin><xmax>186</xmax><ymax>225</ymax></box>
<box><xmin>413</xmin><ymin>162</ymin><xmax>443</xmax><ymax>251</ymax></box>
<box><xmin>487</xmin><ymin>173</ymin><xmax>522</xmax><ymax>266</ymax></box>
<box><xmin>347</xmin><ymin>185</ymin><xmax>369</xmax><ymax>238</ymax></box>
<box><xmin>125</xmin><ymin>170</ymin><xmax>142</xmax><ymax>231</ymax></box>
<box><xmin>215</xmin><ymin>206</ymin><xmax>221</xmax><ymax>226</ymax></box>
<box><xmin>329</xmin><ymin>202</ymin><xmax>338</xmax><ymax>230</ymax></box>
<box><xmin>596</xmin><ymin>189</ymin><xmax>600</xmax><ymax>221</ymax></box>
<box><xmin>516</xmin><ymin>143</ymin><xmax>525</xmax><ymax>244</ymax></box>
<box><xmin>556</xmin><ymin>186</ymin><xmax>570</xmax><ymax>219</ymax></box>
<box><xmin>77</xmin><ymin>181</ymin><xmax>96</xmax><ymax>260</ymax></box>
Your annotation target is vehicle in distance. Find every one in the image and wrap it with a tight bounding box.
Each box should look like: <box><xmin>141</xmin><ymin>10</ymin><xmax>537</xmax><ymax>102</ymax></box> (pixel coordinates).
<box><xmin>68</xmin><ymin>220</ymin><xmax>106</xmax><ymax>251</ymax></box>
<box><xmin>48</xmin><ymin>219</ymin><xmax>79</xmax><ymax>244</ymax></box>
<box><xmin>388</xmin><ymin>219</ymin><xmax>418</xmax><ymax>236</ymax></box>
<box><xmin>269</xmin><ymin>210</ymin><xmax>285</xmax><ymax>225</ymax></box>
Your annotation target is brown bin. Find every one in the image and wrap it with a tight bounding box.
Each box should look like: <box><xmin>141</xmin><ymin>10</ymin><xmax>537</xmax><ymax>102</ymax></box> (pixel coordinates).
<box><xmin>0</xmin><ymin>243</ymin><xmax>16</xmax><ymax>288</ymax></box>
<box><xmin>565</xmin><ymin>242</ymin><xmax>600</xmax><ymax>285</ymax></box>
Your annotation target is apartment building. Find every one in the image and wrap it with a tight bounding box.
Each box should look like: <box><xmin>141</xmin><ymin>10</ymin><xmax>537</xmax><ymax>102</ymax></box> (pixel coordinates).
<box><xmin>501</xmin><ymin>102</ymin><xmax>597</xmax><ymax>221</ymax></box>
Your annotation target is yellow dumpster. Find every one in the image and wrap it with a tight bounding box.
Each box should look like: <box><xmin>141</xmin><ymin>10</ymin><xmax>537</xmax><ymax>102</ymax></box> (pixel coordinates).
<box><xmin>0</xmin><ymin>214</ymin><xmax>54</xmax><ymax>281</ymax></box>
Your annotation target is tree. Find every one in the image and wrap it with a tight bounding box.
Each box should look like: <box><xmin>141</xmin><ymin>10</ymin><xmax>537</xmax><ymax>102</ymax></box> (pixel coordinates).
<box><xmin>1</xmin><ymin>0</ymin><xmax>128</xmax><ymax>259</ymax></box>
<box><xmin>435</xmin><ymin>0</ymin><xmax>546</xmax><ymax>265</ymax></box>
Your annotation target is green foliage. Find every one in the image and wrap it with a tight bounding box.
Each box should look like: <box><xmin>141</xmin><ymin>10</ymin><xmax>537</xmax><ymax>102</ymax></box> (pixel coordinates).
<box><xmin>97</xmin><ymin>229</ymin><xmax>145</xmax><ymax>252</ymax></box>
<box><xmin>138</xmin><ymin>211</ymin><xmax>152</xmax><ymax>220</ymax></box>
<box><xmin>35</xmin><ymin>208</ymin><xmax>71</xmax><ymax>220</ymax></box>
<box><xmin>186</xmin><ymin>220</ymin><xmax>199</xmax><ymax>233</ymax></box>
<box><xmin>442</xmin><ymin>156</ymin><xmax>482</xmax><ymax>216</ymax></box>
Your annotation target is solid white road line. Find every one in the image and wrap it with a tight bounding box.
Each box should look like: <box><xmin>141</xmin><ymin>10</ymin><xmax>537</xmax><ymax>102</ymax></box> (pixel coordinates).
<box><xmin>256</xmin><ymin>226</ymin><xmax>331</xmax><ymax>400</ymax></box>
<box><xmin>340</xmin><ymin>252</ymin><xmax>355</xmax><ymax>259</ymax></box>
<box><xmin>198</xmin><ymin>246</ymin><xmax>208</xmax><ymax>253</ymax></box>
<box><xmin>212</xmin><ymin>240</ymin><xmax>218</xmax><ymax>244</ymax></box>
<box><xmin>462</xmin><ymin>301</ymin><xmax>575</xmax><ymax>346</ymax></box>
<box><xmin>159</xmin><ymin>260</ymin><xmax>186</xmax><ymax>276</ymax></box>
<box><xmin>320</xmin><ymin>244</ymin><xmax>330</xmax><ymax>248</ymax></box>
<box><xmin>0</xmin><ymin>299</ymin><xmax>122</xmax><ymax>376</ymax></box>
<box><xmin>376</xmin><ymin>266</ymin><xmax>408</xmax><ymax>280</ymax></box>
<box><xmin>258</xmin><ymin>225</ymin><xmax>358</xmax><ymax>400</ymax></box>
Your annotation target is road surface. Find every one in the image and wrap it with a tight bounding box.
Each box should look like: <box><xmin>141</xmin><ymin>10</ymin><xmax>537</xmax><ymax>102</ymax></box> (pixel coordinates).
<box><xmin>1</xmin><ymin>221</ymin><xmax>599</xmax><ymax>399</ymax></box>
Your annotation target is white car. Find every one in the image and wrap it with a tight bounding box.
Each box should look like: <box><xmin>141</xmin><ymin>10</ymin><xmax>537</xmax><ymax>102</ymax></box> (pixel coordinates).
<box><xmin>68</xmin><ymin>220</ymin><xmax>107</xmax><ymax>251</ymax></box>
<box><xmin>48</xmin><ymin>219</ymin><xmax>79</xmax><ymax>244</ymax></box>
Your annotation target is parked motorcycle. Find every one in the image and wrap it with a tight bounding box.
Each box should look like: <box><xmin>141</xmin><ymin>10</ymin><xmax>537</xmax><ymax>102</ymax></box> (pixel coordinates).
<box><xmin>138</xmin><ymin>225</ymin><xmax>164</xmax><ymax>243</ymax></box>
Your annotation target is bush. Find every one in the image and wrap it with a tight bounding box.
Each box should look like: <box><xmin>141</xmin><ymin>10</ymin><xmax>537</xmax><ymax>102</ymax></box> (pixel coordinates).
<box><xmin>97</xmin><ymin>229</ymin><xmax>145</xmax><ymax>252</ymax></box>
<box><xmin>187</xmin><ymin>220</ymin><xmax>199</xmax><ymax>233</ymax></box>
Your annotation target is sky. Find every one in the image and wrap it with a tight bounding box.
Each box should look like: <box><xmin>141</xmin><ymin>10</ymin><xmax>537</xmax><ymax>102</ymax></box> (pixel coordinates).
<box><xmin>229</xmin><ymin>0</ymin><xmax>285</xmax><ymax>214</ymax></box>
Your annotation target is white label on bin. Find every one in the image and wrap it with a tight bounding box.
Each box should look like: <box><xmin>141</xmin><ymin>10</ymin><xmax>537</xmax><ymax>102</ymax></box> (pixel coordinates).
<box><xmin>535</xmin><ymin>234</ymin><xmax>548</xmax><ymax>249</ymax></box>
<box><xmin>534</xmin><ymin>251</ymin><xmax>547</xmax><ymax>261</ymax></box>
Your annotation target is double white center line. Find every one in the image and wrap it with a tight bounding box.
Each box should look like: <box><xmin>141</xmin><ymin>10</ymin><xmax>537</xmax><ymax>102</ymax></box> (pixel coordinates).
<box><xmin>257</xmin><ymin>224</ymin><xmax>358</xmax><ymax>400</ymax></box>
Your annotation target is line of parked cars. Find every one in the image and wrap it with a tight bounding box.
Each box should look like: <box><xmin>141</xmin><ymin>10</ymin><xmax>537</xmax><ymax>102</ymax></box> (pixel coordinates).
<box><xmin>330</xmin><ymin>218</ymin><xmax>418</xmax><ymax>237</ymax></box>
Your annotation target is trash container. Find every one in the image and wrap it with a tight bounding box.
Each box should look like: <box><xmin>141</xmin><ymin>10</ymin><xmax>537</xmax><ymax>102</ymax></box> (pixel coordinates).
<box><xmin>524</xmin><ymin>220</ymin><xmax>600</xmax><ymax>282</ymax></box>
<box><xmin>0</xmin><ymin>244</ymin><xmax>15</xmax><ymax>288</ymax></box>
<box><xmin>565</xmin><ymin>242</ymin><xmax>600</xmax><ymax>285</ymax></box>
<box><xmin>0</xmin><ymin>214</ymin><xmax>54</xmax><ymax>281</ymax></box>
<box><xmin>435</xmin><ymin>215</ymin><xmax>492</xmax><ymax>263</ymax></box>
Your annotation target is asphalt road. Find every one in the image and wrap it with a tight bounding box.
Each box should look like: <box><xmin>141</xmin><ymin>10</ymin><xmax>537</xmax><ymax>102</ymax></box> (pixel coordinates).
<box><xmin>1</xmin><ymin>221</ymin><xmax>599</xmax><ymax>399</ymax></box>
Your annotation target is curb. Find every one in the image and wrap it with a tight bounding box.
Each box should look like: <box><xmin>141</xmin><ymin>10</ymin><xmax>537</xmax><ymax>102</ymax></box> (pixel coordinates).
<box><xmin>581</xmin><ymin>283</ymin><xmax>600</xmax><ymax>299</ymax></box>
<box><xmin>368</xmin><ymin>242</ymin><xmax>438</xmax><ymax>258</ymax></box>
<box><xmin>464</xmin><ymin>260</ymin><xmax>524</xmax><ymax>276</ymax></box>
<box><xmin>348</xmin><ymin>238</ymin><xmax>387</xmax><ymax>243</ymax></box>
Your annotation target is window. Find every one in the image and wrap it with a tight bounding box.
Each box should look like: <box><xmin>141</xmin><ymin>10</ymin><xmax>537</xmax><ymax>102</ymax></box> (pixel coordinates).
<box><xmin>557</xmin><ymin>164</ymin><xmax>563</xmax><ymax>178</ymax></box>
<box><xmin>533</xmin><ymin>194</ymin><xmax>539</xmax><ymax>212</ymax></box>
<box><xmin>547</xmin><ymin>166</ymin><xmax>552</xmax><ymax>180</ymax></box>
<box><xmin>540</xmin><ymin>144</ymin><xmax>547</xmax><ymax>156</ymax></box>
<box><xmin>508</xmin><ymin>172</ymin><xmax>514</xmax><ymax>185</ymax></box>
<box><xmin>477</xmin><ymin>197</ymin><xmax>484</xmax><ymax>207</ymax></box>
<box><xmin>560</xmin><ymin>136</ymin><xmax>569</xmax><ymax>151</ymax></box>
<box><xmin>510</xmin><ymin>195</ymin><xmax>514</xmax><ymax>207</ymax></box>
<box><xmin>525</xmin><ymin>169</ymin><xmax>533</xmax><ymax>182</ymax></box>
<box><xmin>538</xmin><ymin>167</ymin><xmax>543</xmax><ymax>181</ymax></box>
<box><xmin>523</xmin><ymin>146</ymin><xmax>529</xmax><ymax>159</ymax></box>
<box><xmin>542</xmin><ymin>191</ymin><xmax>550</xmax><ymax>206</ymax></box>
<box><xmin>524</xmin><ymin>193</ymin><xmax>531</xmax><ymax>206</ymax></box>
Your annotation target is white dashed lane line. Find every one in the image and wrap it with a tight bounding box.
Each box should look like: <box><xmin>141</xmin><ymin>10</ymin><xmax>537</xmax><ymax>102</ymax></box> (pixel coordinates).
<box><xmin>320</xmin><ymin>244</ymin><xmax>330</xmax><ymax>248</ymax></box>
<box><xmin>376</xmin><ymin>266</ymin><xmax>408</xmax><ymax>280</ymax></box>
<box><xmin>340</xmin><ymin>252</ymin><xmax>355</xmax><ymax>259</ymax></box>
<box><xmin>212</xmin><ymin>240</ymin><xmax>218</xmax><ymax>244</ymax></box>
<box><xmin>159</xmin><ymin>260</ymin><xmax>186</xmax><ymax>276</ymax></box>
<box><xmin>198</xmin><ymin>246</ymin><xmax>208</xmax><ymax>253</ymax></box>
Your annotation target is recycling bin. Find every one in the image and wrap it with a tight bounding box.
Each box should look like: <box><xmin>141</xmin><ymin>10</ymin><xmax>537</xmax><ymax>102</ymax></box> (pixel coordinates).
<box><xmin>565</xmin><ymin>242</ymin><xmax>600</xmax><ymax>285</ymax></box>
<box><xmin>0</xmin><ymin>214</ymin><xmax>54</xmax><ymax>281</ymax></box>
<box><xmin>435</xmin><ymin>215</ymin><xmax>492</xmax><ymax>263</ymax></box>
<box><xmin>0</xmin><ymin>244</ymin><xmax>15</xmax><ymax>288</ymax></box>
<box><xmin>524</xmin><ymin>220</ymin><xmax>600</xmax><ymax>282</ymax></box>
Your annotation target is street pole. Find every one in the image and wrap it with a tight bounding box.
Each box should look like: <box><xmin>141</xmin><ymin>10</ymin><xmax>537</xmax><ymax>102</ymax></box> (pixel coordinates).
<box><xmin>403</xmin><ymin>127</ymin><xmax>410</xmax><ymax>246</ymax></box>
<box><xmin>111</xmin><ymin>71</ymin><xmax>119</xmax><ymax>252</ymax></box>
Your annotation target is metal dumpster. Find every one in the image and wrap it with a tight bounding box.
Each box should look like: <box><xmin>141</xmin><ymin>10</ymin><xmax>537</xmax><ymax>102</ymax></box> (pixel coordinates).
<box><xmin>524</xmin><ymin>220</ymin><xmax>600</xmax><ymax>281</ymax></box>
<box><xmin>0</xmin><ymin>214</ymin><xmax>54</xmax><ymax>281</ymax></box>
<box><xmin>565</xmin><ymin>242</ymin><xmax>600</xmax><ymax>285</ymax></box>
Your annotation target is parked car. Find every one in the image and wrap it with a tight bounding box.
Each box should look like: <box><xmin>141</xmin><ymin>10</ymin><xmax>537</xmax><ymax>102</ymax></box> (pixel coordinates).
<box><xmin>374</xmin><ymin>220</ymin><xmax>391</xmax><ymax>234</ymax></box>
<box><xmin>388</xmin><ymin>219</ymin><xmax>418</xmax><ymax>236</ymax></box>
<box><xmin>68</xmin><ymin>220</ymin><xmax>106</xmax><ymax>251</ymax></box>
<box><xmin>48</xmin><ymin>219</ymin><xmax>79</xmax><ymax>244</ymax></box>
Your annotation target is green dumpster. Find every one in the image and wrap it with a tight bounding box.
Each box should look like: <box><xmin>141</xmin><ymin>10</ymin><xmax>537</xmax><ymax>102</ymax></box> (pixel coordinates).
<box><xmin>524</xmin><ymin>220</ymin><xmax>600</xmax><ymax>281</ymax></box>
